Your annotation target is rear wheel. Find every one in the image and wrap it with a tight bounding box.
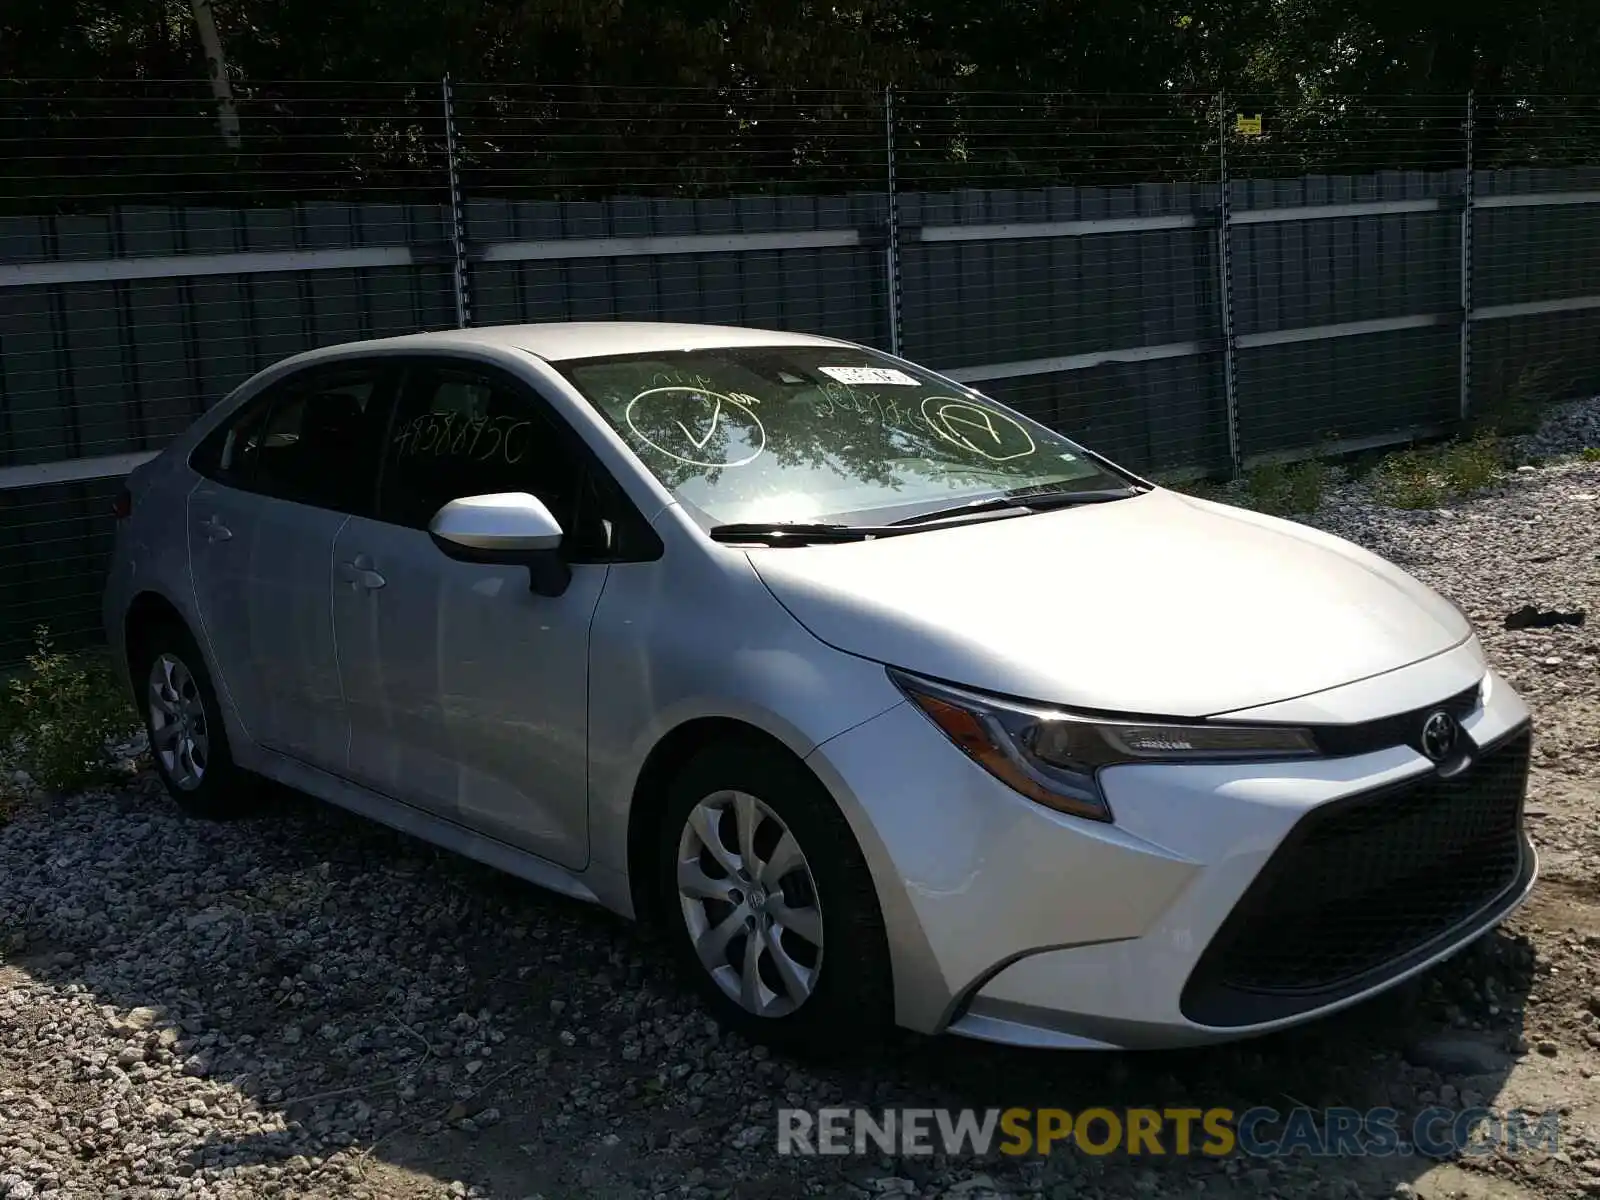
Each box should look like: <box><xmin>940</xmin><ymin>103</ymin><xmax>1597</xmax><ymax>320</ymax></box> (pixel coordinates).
<box><xmin>131</xmin><ymin>621</ymin><xmax>260</xmax><ymax>819</ymax></box>
<box><xmin>657</xmin><ymin>740</ymin><xmax>894</xmax><ymax>1054</ymax></box>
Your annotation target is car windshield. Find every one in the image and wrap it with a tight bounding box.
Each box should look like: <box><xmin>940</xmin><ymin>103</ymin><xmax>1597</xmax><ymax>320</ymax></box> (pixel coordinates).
<box><xmin>550</xmin><ymin>344</ymin><xmax>1132</xmax><ymax>526</ymax></box>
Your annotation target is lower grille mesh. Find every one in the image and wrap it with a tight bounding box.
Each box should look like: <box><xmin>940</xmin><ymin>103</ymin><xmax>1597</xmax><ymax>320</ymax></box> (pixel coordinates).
<box><xmin>1181</xmin><ymin>728</ymin><xmax>1530</xmax><ymax>1026</ymax></box>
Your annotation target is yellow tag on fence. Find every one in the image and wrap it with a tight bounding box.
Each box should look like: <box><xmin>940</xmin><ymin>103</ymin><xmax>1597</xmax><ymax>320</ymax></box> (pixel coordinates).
<box><xmin>1235</xmin><ymin>113</ymin><xmax>1263</xmax><ymax>136</ymax></box>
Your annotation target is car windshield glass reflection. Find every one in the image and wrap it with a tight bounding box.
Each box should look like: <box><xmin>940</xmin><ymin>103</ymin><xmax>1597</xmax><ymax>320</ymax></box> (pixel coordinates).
<box><xmin>553</xmin><ymin>346</ymin><xmax>1130</xmax><ymax>526</ymax></box>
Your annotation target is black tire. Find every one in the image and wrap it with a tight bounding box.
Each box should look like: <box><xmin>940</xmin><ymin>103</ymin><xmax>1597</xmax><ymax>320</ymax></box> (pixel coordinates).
<box><xmin>129</xmin><ymin>619</ymin><xmax>261</xmax><ymax>820</ymax></box>
<box><xmin>656</xmin><ymin>739</ymin><xmax>895</xmax><ymax>1056</ymax></box>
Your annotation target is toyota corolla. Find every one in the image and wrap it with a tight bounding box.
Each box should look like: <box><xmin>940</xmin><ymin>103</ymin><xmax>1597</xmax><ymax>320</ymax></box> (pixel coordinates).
<box><xmin>103</xmin><ymin>321</ymin><xmax>1535</xmax><ymax>1052</ymax></box>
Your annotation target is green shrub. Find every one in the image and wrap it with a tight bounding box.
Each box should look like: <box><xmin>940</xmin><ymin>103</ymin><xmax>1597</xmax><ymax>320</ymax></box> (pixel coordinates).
<box><xmin>1372</xmin><ymin>434</ymin><xmax>1503</xmax><ymax>510</ymax></box>
<box><xmin>1244</xmin><ymin>459</ymin><xmax>1326</xmax><ymax>515</ymax></box>
<box><xmin>1438</xmin><ymin>434</ymin><xmax>1504</xmax><ymax>494</ymax></box>
<box><xmin>0</xmin><ymin>626</ymin><xmax>140</xmax><ymax>797</ymax></box>
<box><xmin>1285</xmin><ymin>460</ymin><xmax>1327</xmax><ymax>513</ymax></box>
<box><xmin>1581</xmin><ymin>447</ymin><xmax>1600</xmax><ymax>463</ymax></box>
<box><xmin>1372</xmin><ymin>449</ymin><xmax>1447</xmax><ymax>510</ymax></box>
<box><xmin>1243</xmin><ymin>462</ymin><xmax>1288</xmax><ymax>511</ymax></box>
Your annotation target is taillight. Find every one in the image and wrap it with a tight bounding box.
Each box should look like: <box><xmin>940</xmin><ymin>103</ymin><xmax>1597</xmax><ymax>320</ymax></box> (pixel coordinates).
<box><xmin>112</xmin><ymin>487</ymin><xmax>132</xmax><ymax>520</ymax></box>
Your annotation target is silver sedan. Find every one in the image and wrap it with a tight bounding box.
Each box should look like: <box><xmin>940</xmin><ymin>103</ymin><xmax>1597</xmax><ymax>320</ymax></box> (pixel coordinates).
<box><xmin>104</xmin><ymin>322</ymin><xmax>1535</xmax><ymax>1052</ymax></box>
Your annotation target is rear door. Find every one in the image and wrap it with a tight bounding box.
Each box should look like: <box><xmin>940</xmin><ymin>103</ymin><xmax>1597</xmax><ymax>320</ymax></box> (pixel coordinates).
<box><xmin>188</xmin><ymin>361</ymin><xmax>395</xmax><ymax>767</ymax></box>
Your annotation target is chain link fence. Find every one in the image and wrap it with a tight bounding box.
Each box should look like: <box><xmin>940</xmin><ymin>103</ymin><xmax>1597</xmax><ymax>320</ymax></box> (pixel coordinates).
<box><xmin>4</xmin><ymin>82</ymin><xmax>1600</xmax><ymax>660</ymax></box>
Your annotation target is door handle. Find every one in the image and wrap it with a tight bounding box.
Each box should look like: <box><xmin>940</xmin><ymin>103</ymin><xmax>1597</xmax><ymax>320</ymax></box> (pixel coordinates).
<box><xmin>337</xmin><ymin>557</ymin><xmax>386</xmax><ymax>590</ymax></box>
<box><xmin>200</xmin><ymin>515</ymin><xmax>232</xmax><ymax>543</ymax></box>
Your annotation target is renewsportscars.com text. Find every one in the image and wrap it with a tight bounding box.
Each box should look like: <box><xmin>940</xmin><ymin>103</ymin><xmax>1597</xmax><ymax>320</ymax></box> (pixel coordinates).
<box><xmin>777</xmin><ymin>1106</ymin><xmax>1562</xmax><ymax>1159</ymax></box>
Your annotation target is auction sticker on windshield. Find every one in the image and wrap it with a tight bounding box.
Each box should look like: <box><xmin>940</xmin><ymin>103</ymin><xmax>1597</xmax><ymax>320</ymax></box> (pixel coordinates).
<box><xmin>817</xmin><ymin>366</ymin><xmax>921</xmax><ymax>386</ymax></box>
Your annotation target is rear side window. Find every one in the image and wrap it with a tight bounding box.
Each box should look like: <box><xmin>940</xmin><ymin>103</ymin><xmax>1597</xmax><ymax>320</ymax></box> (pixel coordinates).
<box><xmin>193</xmin><ymin>364</ymin><xmax>392</xmax><ymax>515</ymax></box>
<box><xmin>191</xmin><ymin>400</ymin><xmax>262</xmax><ymax>484</ymax></box>
<box><xmin>251</xmin><ymin>374</ymin><xmax>381</xmax><ymax>511</ymax></box>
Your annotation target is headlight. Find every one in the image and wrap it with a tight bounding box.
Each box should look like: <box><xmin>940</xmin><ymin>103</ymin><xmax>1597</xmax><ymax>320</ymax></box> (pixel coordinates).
<box><xmin>888</xmin><ymin>669</ymin><xmax>1319</xmax><ymax>823</ymax></box>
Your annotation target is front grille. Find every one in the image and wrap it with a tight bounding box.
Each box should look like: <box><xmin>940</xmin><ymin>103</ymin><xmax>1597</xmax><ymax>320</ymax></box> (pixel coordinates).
<box><xmin>1311</xmin><ymin>682</ymin><xmax>1481</xmax><ymax>759</ymax></box>
<box><xmin>1181</xmin><ymin>726</ymin><xmax>1531</xmax><ymax>1027</ymax></box>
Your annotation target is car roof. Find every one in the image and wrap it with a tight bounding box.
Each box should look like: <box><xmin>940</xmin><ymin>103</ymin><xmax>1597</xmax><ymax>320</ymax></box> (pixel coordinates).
<box><xmin>301</xmin><ymin>321</ymin><xmax>854</xmax><ymax>364</ymax></box>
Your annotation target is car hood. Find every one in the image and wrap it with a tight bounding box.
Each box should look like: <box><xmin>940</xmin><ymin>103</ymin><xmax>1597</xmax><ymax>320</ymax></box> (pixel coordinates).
<box><xmin>743</xmin><ymin>488</ymin><xmax>1472</xmax><ymax>717</ymax></box>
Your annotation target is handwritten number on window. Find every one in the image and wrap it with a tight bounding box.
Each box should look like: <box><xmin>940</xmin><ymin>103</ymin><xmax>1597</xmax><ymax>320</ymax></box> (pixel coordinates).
<box><xmin>502</xmin><ymin>420</ymin><xmax>532</xmax><ymax>465</ymax></box>
<box><xmin>392</xmin><ymin>411</ymin><xmax>531</xmax><ymax>466</ymax></box>
<box><xmin>812</xmin><ymin>382</ymin><xmax>916</xmax><ymax>431</ymax></box>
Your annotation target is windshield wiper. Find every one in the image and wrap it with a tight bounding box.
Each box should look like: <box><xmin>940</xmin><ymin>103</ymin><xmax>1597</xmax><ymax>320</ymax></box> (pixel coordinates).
<box><xmin>707</xmin><ymin>522</ymin><xmax>904</xmax><ymax>545</ymax></box>
<box><xmin>888</xmin><ymin>487</ymin><xmax>1139</xmax><ymax>527</ymax></box>
<box><xmin>712</xmin><ymin>487</ymin><xmax>1140</xmax><ymax>543</ymax></box>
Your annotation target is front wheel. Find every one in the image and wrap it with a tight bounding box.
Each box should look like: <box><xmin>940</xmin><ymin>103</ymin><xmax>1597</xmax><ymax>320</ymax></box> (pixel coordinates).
<box><xmin>658</xmin><ymin>741</ymin><xmax>894</xmax><ymax>1054</ymax></box>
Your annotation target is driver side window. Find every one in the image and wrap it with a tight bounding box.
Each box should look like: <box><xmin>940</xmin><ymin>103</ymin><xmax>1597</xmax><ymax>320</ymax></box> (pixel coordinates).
<box><xmin>376</xmin><ymin>364</ymin><xmax>590</xmax><ymax>545</ymax></box>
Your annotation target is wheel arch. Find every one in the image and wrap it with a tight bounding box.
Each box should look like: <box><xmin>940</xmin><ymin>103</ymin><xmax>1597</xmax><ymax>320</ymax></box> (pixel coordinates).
<box><xmin>624</xmin><ymin>716</ymin><xmax>816</xmax><ymax>926</ymax></box>
<box><xmin>121</xmin><ymin>587</ymin><xmax>253</xmax><ymax>757</ymax></box>
<box><xmin>124</xmin><ymin>590</ymin><xmax>190</xmax><ymax>663</ymax></box>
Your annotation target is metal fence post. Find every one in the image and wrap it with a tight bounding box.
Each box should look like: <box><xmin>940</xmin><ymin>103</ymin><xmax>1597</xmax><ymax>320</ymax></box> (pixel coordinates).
<box><xmin>1217</xmin><ymin>97</ymin><xmax>1242</xmax><ymax>476</ymax></box>
<box><xmin>442</xmin><ymin>73</ymin><xmax>472</xmax><ymax>329</ymax></box>
<box><xmin>1459</xmin><ymin>90</ymin><xmax>1475</xmax><ymax>422</ymax></box>
<box><xmin>884</xmin><ymin>84</ymin><xmax>903</xmax><ymax>357</ymax></box>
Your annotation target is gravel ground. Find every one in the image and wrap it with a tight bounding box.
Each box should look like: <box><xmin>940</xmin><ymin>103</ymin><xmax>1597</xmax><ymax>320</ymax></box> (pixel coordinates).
<box><xmin>3</xmin><ymin>405</ymin><xmax>1600</xmax><ymax>1200</ymax></box>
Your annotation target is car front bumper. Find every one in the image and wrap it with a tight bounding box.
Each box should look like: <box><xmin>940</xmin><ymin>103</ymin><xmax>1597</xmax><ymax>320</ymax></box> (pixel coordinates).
<box><xmin>804</xmin><ymin>643</ymin><xmax>1534</xmax><ymax>1049</ymax></box>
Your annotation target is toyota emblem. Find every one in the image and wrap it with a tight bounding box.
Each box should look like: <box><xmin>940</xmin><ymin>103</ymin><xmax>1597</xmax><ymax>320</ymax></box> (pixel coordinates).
<box><xmin>1420</xmin><ymin>710</ymin><xmax>1458</xmax><ymax>762</ymax></box>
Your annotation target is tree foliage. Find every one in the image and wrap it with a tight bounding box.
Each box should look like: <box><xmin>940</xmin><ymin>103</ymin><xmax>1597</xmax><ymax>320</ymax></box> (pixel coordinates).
<box><xmin>10</xmin><ymin>0</ymin><xmax>1599</xmax><ymax>96</ymax></box>
<box><xmin>4</xmin><ymin>0</ymin><xmax>1600</xmax><ymax>209</ymax></box>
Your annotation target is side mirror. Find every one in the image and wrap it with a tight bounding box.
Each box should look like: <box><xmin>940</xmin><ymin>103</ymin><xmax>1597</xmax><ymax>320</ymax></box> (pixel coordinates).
<box><xmin>428</xmin><ymin>492</ymin><xmax>571</xmax><ymax>597</ymax></box>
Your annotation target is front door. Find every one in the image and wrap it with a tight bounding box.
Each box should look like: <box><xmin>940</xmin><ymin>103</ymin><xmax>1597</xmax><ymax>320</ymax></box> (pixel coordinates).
<box><xmin>331</xmin><ymin>360</ymin><xmax>609</xmax><ymax>870</ymax></box>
